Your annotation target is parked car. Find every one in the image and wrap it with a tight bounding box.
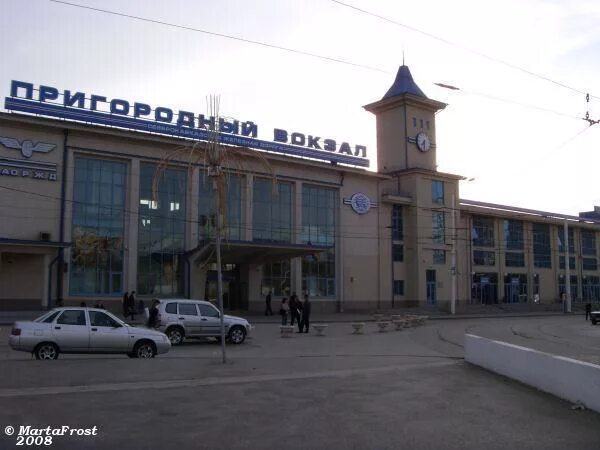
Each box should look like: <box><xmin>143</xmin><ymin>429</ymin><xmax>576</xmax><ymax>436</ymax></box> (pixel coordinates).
<box><xmin>591</xmin><ymin>310</ymin><xmax>600</xmax><ymax>325</ymax></box>
<box><xmin>9</xmin><ymin>307</ymin><xmax>171</xmax><ymax>360</ymax></box>
<box><xmin>156</xmin><ymin>299</ymin><xmax>252</xmax><ymax>345</ymax></box>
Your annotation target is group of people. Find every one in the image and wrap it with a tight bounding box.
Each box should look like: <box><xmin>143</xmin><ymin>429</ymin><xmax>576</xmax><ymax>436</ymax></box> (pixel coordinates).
<box><xmin>277</xmin><ymin>291</ymin><xmax>311</xmax><ymax>333</ymax></box>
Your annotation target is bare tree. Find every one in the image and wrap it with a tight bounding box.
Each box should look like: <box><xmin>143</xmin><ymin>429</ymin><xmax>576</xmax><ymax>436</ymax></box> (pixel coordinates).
<box><xmin>152</xmin><ymin>95</ymin><xmax>274</xmax><ymax>363</ymax></box>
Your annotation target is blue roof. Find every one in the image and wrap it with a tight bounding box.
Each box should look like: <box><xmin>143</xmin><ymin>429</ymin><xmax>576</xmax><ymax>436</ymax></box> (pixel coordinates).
<box><xmin>382</xmin><ymin>65</ymin><xmax>427</xmax><ymax>100</ymax></box>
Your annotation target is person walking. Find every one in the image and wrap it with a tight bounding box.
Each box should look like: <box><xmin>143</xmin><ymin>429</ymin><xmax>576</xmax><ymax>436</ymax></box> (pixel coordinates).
<box><xmin>126</xmin><ymin>291</ymin><xmax>136</xmax><ymax>321</ymax></box>
<box><xmin>147</xmin><ymin>299</ymin><xmax>160</xmax><ymax>328</ymax></box>
<box><xmin>265</xmin><ymin>291</ymin><xmax>273</xmax><ymax>316</ymax></box>
<box><xmin>585</xmin><ymin>302</ymin><xmax>592</xmax><ymax>321</ymax></box>
<box><xmin>280</xmin><ymin>298</ymin><xmax>290</xmax><ymax>325</ymax></box>
<box><xmin>299</xmin><ymin>294</ymin><xmax>311</xmax><ymax>333</ymax></box>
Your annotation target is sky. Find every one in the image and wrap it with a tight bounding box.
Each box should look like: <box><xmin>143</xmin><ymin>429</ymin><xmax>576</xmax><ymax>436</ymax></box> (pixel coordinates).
<box><xmin>1</xmin><ymin>0</ymin><xmax>599</xmax><ymax>215</ymax></box>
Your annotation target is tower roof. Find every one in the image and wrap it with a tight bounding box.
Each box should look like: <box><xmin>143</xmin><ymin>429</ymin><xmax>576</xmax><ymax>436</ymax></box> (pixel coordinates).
<box><xmin>382</xmin><ymin>65</ymin><xmax>427</xmax><ymax>100</ymax></box>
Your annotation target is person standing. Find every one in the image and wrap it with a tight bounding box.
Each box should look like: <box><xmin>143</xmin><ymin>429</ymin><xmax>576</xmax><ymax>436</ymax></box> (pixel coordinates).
<box><xmin>289</xmin><ymin>292</ymin><xmax>300</xmax><ymax>326</ymax></box>
<box><xmin>299</xmin><ymin>294</ymin><xmax>311</xmax><ymax>333</ymax></box>
<box><xmin>265</xmin><ymin>291</ymin><xmax>273</xmax><ymax>316</ymax></box>
<box><xmin>127</xmin><ymin>291</ymin><xmax>136</xmax><ymax>321</ymax></box>
<box><xmin>586</xmin><ymin>302</ymin><xmax>592</xmax><ymax>321</ymax></box>
<box><xmin>122</xmin><ymin>291</ymin><xmax>129</xmax><ymax>317</ymax></box>
<box><xmin>280</xmin><ymin>298</ymin><xmax>290</xmax><ymax>325</ymax></box>
<box><xmin>147</xmin><ymin>299</ymin><xmax>160</xmax><ymax>328</ymax></box>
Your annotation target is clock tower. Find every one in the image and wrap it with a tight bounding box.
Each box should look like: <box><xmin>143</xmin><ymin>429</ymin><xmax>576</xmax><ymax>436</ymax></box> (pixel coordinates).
<box><xmin>364</xmin><ymin>65</ymin><xmax>446</xmax><ymax>173</ymax></box>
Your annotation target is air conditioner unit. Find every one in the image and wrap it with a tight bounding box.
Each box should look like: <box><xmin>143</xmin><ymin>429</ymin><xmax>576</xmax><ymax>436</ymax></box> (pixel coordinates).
<box><xmin>39</xmin><ymin>232</ymin><xmax>51</xmax><ymax>242</ymax></box>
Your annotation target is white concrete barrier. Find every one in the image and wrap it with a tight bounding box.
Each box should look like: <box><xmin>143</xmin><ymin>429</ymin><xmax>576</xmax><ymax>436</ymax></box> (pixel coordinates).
<box><xmin>465</xmin><ymin>334</ymin><xmax>600</xmax><ymax>413</ymax></box>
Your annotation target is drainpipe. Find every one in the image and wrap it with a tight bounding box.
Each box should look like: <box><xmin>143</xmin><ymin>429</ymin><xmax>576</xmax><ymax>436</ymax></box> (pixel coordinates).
<box><xmin>185</xmin><ymin>258</ymin><xmax>191</xmax><ymax>298</ymax></box>
<box><xmin>57</xmin><ymin>129</ymin><xmax>69</xmax><ymax>305</ymax></box>
<box><xmin>47</xmin><ymin>253</ymin><xmax>59</xmax><ymax>309</ymax></box>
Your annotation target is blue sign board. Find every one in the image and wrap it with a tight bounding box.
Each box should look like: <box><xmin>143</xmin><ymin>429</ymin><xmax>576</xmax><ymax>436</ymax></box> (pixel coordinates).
<box><xmin>4</xmin><ymin>81</ymin><xmax>369</xmax><ymax>168</ymax></box>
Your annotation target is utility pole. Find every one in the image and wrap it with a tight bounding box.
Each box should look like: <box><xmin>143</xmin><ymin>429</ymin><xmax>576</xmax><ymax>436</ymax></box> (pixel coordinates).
<box><xmin>564</xmin><ymin>220</ymin><xmax>572</xmax><ymax>314</ymax></box>
<box><xmin>451</xmin><ymin>192</ymin><xmax>457</xmax><ymax>315</ymax></box>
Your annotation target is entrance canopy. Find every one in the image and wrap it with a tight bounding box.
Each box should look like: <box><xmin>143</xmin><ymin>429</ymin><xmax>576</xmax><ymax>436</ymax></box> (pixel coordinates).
<box><xmin>186</xmin><ymin>239</ymin><xmax>331</xmax><ymax>266</ymax></box>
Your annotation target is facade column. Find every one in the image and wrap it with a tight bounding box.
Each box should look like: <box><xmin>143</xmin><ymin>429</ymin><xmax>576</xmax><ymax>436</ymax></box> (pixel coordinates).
<box><xmin>245</xmin><ymin>174</ymin><xmax>253</xmax><ymax>241</ymax></box>
<box><xmin>293</xmin><ymin>180</ymin><xmax>303</xmax><ymax>295</ymax></box>
<box><xmin>188</xmin><ymin>167</ymin><xmax>200</xmax><ymax>249</ymax></box>
<box><xmin>126</xmin><ymin>159</ymin><xmax>140</xmax><ymax>293</ymax></box>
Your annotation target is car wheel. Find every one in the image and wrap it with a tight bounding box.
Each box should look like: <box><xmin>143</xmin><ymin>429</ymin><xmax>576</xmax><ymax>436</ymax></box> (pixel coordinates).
<box><xmin>166</xmin><ymin>327</ymin><xmax>185</xmax><ymax>345</ymax></box>
<box><xmin>133</xmin><ymin>341</ymin><xmax>156</xmax><ymax>359</ymax></box>
<box><xmin>34</xmin><ymin>342</ymin><xmax>59</xmax><ymax>360</ymax></box>
<box><xmin>228</xmin><ymin>326</ymin><xmax>246</xmax><ymax>345</ymax></box>
<box><xmin>592</xmin><ymin>319</ymin><xmax>597</xmax><ymax>325</ymax></box>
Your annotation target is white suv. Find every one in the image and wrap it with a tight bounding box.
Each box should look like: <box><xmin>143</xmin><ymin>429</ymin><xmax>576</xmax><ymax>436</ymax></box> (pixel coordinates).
<box><xmin>156</xmin><ymin>299</ymin><xmax>252</xmax><ymax>345</ymax></box>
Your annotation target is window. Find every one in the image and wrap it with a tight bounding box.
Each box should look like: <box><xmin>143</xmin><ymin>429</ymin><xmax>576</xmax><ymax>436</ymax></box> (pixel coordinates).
<box><xmin>178</xmin><ymin>303</ymin><xmax>198</xmax><ymax>316</ymax></box>
<box><xmin>558</xmin><ymin>228</ymin><xmax>575</xmax><ymax>254</ymax></box>
<box><xmin>89</xmin><ymin>311</ymin><xmax>120</xmax><ymax>328</ymax></box>
<box><xmin>433</xmin><ymin>249</ymin><xmax>446</xmax><ymax>264</ymax></box>
<box><xmin>165</xmin><ymin>303</ymin><xmax>177</xmax><ymax>314</ymax></box>
<box><xmin>432</xmin><ymin>212</ymin><xmax>445</xmax><ymax>244</ymax></box>
<box><xmin>432</xmin><ymin>180</ymin><xmax>444</xmax><ymax>204</ymax></box>
<box><xmin>412</xmin><ymin>117</ymin><xmax>417</xmax><ymax>127</ymax></box>
<box><xmin>253</xmin><ymin>178</ymin><xmax>292</xmax><ymax>242</ymax></box>
<box><xmin>581</xmin><ymin>230</ymin><xmax>596</xmax><ymax>256</ymax></box>
<box><xmin>198</xmin><ymin>303</ymin><xmax>219</xmax><ymax>318</ymax></box>
<box><xmin>37</xmin><ymin>311</ymin><xmax>60</xmax><ymax>323</ymax></box>
<box><xmin>137</xmin><ymin>164</ymin><xmax>187</xmax><ymax>296</ymax></box>
<box><xmin>533</xmin><ymin>224</ymin><xmax>551</xmax><ymax>268</ymax></box>
<box><xmin>70</xmin><ymin>157</ymin><xmax>126</xmax><ymax>296</ymax></box>
<box><xmin>559</xmin><ymin>256</ymin><xmax>576</xmax><ymax>270</ymax></box>
<box><xmin>57</xmin><ymin>310</ymin><xmax>86</xmax><ymax>326</ymax></box>
<box><xmin>302</xmin><ymin>185</ymin><xmax>337</xmax><ymax>297</ymax></box>
<box><xmin>472</xmin><ymin>216</ymin><xmax>494</xmax><ymax>247</ymax></box>
<box><xmin>558</xmin><ymin>275</ymin><xmax>578</xmax><ymax>300</ymax></box>
<box><xmin>583</xmin><ymin>258</ymin><xmax>598</xmax><ymax>271</ymax></box>
<box><xmin>198</xmin><ymin>172</ymin><xmax>243</xmax><ymax>240</ymax></box>
<box><xmin>393</xmin><ymin>280</ymin><xmax>404</xmax><ymax>296</ymax></box>
<box><xmin>505</xmin><ymin>252</ymin><xmax>525</xmax><ymax>267</ymax></box>
<box><xmin>504</xmin><ymin>220</ymin><xmax>524</xmax><ymax>267</ymax></box>
<box><xmin>393</xmin><ymin>244</ymin><xmax>404</xmax><ymax>262</ymax></box>
<box><xmin>473</xmin><ymin>250</ymin><xmax>495</xmax><ymax>266</ymax></box>
<box><xmin>504</xmin><ymin>220</ymin><xmax>524</xmax><ymax>250</ymax></box>
<box><xmin>582</xmin><ymin>276</ymin><xmax>600</xmax><ymax>301</ymax></box>
<box><xmin>262</xmin><ymin>260</ymin><xmax>291</xmax><ymax>297</ymax></box>
<box><xmin>391</xmin><ymin>205</ymin><xmax>403</xmax><ymax>240</ymax></box>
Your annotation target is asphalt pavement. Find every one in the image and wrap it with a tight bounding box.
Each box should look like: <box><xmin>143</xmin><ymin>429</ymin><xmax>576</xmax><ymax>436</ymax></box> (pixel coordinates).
<box><xmin>0</xmin><ymin>315</ymin><xmax>599</xmax><ymax>449</ymax></box>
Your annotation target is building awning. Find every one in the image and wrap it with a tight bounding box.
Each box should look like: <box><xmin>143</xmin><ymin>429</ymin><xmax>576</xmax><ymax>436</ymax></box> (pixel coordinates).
<box><xmin>0</xmin><ymin>238</ymin><xmax>71</xmax><ymax>248</ymax></box>
<box><xmin>185</xmin><ymin>239</ymin><xmax>331</xmax><ymax>265</ymax></box>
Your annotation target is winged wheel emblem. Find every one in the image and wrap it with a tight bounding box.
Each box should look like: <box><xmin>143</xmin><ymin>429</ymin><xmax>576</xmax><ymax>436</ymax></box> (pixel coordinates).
<box><xmin>0</xmin><ymin>136</ymin><xmax>56</xmax><ymax>158</ymax></box>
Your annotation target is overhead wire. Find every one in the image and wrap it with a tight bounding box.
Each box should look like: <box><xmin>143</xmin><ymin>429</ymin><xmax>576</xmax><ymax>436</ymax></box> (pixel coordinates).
<box><xmin>330</xmin><ymin>0</ymin><xmax>600</xmax><ymax>101</ymax></box>
<box><xmin>47</xmin><ymin>0</ymin><xmax>389</xmax><ymax>75</ymax></box>
<box><xmin>43</xmin><ymin>0</ymin><xmax>595</xmax><ymax>121</ymax></box>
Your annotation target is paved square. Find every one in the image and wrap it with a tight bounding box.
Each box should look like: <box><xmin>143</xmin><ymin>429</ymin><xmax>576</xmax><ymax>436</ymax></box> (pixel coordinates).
<box><xmin>1</xmin><ymin>316</ymin><xmax>599</xmax><ymax>449</ymax></box>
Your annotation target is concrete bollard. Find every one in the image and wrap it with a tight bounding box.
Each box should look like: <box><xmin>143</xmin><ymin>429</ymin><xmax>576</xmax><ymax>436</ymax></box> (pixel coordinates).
<box><xmin>376</xmin><ymin>321</ymin><xmax>390</xmax><ymax>332</ymax></box>
<box><xmin>280</xmin><ymin>325</ymin><xmax>295</xmax><ymax>337</ymax></box>
<box><xmin>351</xmin><ymin>322</ymin><xmax>365</xmax><ymax>334</ymax></box>
<box><xmin>313</xmin><ymin>324</ymin><xmax>328</xmax><ymax>336</ymax></box>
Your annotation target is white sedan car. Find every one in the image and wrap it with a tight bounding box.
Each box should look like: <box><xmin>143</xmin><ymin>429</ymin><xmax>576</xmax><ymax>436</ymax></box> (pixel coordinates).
<box><xmin>9</xmin><ymin>307</ymin><xmax>171</xmax><ymax>359</ymax></box>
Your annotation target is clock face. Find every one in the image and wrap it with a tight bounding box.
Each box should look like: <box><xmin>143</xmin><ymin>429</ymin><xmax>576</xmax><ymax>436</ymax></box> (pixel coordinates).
<box><xmin>416</xmin><ymin>132</ymin><xmax>431</xmax><ymax>152</ymax></box>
